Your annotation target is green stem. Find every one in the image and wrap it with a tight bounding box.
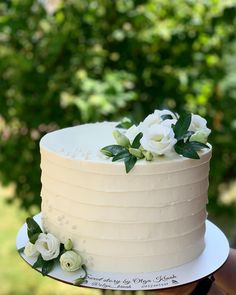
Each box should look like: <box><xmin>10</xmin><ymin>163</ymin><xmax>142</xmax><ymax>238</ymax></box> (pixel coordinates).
<box><xmin>73</xmin><ymin>264</ymin><xmax>88</xmax><ymax>286</ymax></box>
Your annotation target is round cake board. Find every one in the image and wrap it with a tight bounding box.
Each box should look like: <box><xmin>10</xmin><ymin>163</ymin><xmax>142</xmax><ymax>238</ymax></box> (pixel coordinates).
<box><xmin>16</xmin><ymin>213</ymin><xmax>229</xmax><ymax>291</ymax></box>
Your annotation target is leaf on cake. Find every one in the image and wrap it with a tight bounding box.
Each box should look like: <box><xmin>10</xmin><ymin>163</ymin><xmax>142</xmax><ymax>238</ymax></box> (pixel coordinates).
<box><xmin>112</xmin><ymin>150</ymin><xmax>130</xmax><ymax>162</ymax></box>
<box><xmin>100</xmin><ymin>145</ymin><xmax>127</xmax><ymax>157</ymax></box>
<box><xmin>173</xmin><ymin>112</ymin><xmax>192</xmax><ymax>140</ymax></box>
<box><xmin>174</xmin><ymin>140</ymin><xmax>199</xmax><ymax>159</ymax></box>
<box><xmin>131</xmin><ymin>132</ymin><xmax>143</xmax><ymax>149</ymax></box>
<box><xmin>124</xmin><ymin>155</ymin><xmax>137</xmax><ymax>173</ymax></box>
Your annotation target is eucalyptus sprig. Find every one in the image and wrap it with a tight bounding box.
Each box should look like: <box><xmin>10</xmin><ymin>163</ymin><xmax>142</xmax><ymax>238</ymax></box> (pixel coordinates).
<box><xmin>173</xmin><ymin>112</ymin><xmax>209</xmax><ymax>159</ymax></box>
<box><xmin>100</xmin><ymin>130</ymin><xmax>144</xmax><ymax>173</ymax></box>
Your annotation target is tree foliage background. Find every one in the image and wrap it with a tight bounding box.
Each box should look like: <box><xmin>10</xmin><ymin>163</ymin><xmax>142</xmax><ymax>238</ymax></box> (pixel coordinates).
<box><xmin>1</xmin><ymin>0</ymin><xmax>236</xmax><ymax>213</ymax></box>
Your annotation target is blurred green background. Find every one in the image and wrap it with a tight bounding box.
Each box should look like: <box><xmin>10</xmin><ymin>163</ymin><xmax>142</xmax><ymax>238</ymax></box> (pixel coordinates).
<box><xmin>1</xmin><ymin>0</ymin><xmax>236</xmax><ymax>294</ymax></box>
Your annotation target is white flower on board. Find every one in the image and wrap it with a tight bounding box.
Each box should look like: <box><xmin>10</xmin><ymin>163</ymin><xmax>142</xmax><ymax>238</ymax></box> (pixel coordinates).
<box><xmin>35</xmin><ymin>233</ymin><xmax>60</xmax><ymax>261</ymax></box>
<box><xmin>24</xmin><ymin>241</ymin><xmax>39</xmax><ymax>258</ymax></box>
<box><xmin>60</xmin><ymin>250</ymin><xmax>82</xmax><ymax>272</ymax></box>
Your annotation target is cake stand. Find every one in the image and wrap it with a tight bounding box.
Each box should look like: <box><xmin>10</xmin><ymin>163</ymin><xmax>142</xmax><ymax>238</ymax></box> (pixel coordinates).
<box><xmin>16</xmin><ymin>213</ymin><xmax>229</xmax><ymax>291</ymax></box>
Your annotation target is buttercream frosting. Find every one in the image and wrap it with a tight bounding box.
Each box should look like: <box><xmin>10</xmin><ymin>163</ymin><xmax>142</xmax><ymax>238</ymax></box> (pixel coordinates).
<box><xmin>40</xmin><ymin>122</ymin><xmax>212</xmax><ymax>273</ymax></box>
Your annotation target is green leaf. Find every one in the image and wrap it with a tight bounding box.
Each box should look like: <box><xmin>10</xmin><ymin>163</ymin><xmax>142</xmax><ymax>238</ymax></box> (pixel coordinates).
<box><xmin>41</xmin><ymin>259</ymin><xmax>55</xmax><ymax>276</ymax></box>
<box><xmin>33</xmin><ymin>254</ymin><xmax>44</xmax><ymax>269</ymax></box>
<box><xmin>161</xmin><ymin>114</ymin><xmax>173</xmax><ymax>120</ymax></box>
<box><xmin>124</xmin><ymin>155</ymin><xmax>137</xmax><ymax>173</ymax></box>
<box><xmin>131</xmin><ymin>132</ymin><xmax>143</xmax><ymax>148</ymax></box>
<box><xmin>29</xmin><ymin>233</ymin><xmax>40</xmax><ymax>244</ymax></box>
<box><xmin>100</xmin><ymin>145</ymin><xmax>126</xmax><ymax>157</ymax></box>
<box><xmin>26</xmin><ymin>217</ymin><xmax>42</xmax><ymax>240</ymax></box>
<box><xmin>116</xmin><ymin>118</ymin><xmax>133</xmax><ymax>129</ymax></box>
<box><xmin>100</xmin><ymin>148</ymin><xmax>113</xmax><ymax>157</ymax></box>
<box><xmin>174</xmin><ymin>140</ymin><xmax>200</xmax><ymax>159</ymax></box>
<box><xmin>112</xmin><ymin>150</ymin><xmax>130</xmax><ymax>162</ymax></box>
<box><xmin>173</xmin><ymin>112</ymin><xmax>192</xmax><ymax>140</ymax></box>
<box><xmin>188</xmin><ymin>141</ymin><xmax>210</xmax><ymax>150</ymax></box>
<box><xmin>17</xmin><ymin>246</ymin><xmax>25</xmax><ymax>253</ymax></box>
<box><xmin>59</xmin><ymin>243</ymin><xmax>66</xmax><ymax>255</ymax></box>
<box><xmin>73</xmin><ymin>277</ymin><xmax>85</xmax><ymax>286</ymax></box>
<box><xmin>74</xmin><ymin>264</ymin><xmax>88</xmax><ymax>286</ymax></box>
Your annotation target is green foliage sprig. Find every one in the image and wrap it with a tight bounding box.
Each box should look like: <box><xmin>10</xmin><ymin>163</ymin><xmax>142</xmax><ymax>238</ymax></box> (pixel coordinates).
<box><xmin>173</xmin><ymin>113</ymin><xmax>210</xmax><ymax>159</ymax></box>
<box><xmin>101</xmin><ymin>131</ymin><xmax>144</xmax><ymax>173</ymax></box>
<box><xmin>74</xmin><ymin>264</ymin><xmax>88</xmax><ymax>286</ymax></box>
<box><xmin>20</xmin><ymin>217</ymin><xmax>87</xmax><ymax>284</ymax></box>
<box><xmin>101</xmin><ymin>111</ymin><xmax>210</xmax><ymax>173</ymax></box>
<box><xmin>26</xmin><ymin>217</ymin><xmax>42</xmax><ymax>244</ymax></box>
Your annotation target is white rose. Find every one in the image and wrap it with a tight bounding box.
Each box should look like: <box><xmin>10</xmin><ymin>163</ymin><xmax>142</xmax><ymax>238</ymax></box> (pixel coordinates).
<box><xmin>140</xmin><ymin>123</ymin><xmax>177</xmax><ymax>155</ymax></box>
<box><xmin>139</xmin><ymin>109</ymin><xmax>176</xmax><ymax>131</ymax></box>
<box><xmin>60</xmin><ymin>250</ymin><xmax>82</xmax><ymax>272</ymax></box>
<box><xmin>24</xmin><ymin>241</ymin><xmax>39</xmax><ymax>258</ymax></box>
<box><xmin>161</xmin><ymin>118</ymin><xmax>177</xmax><ymax>128</ymax></box>
<box><xmin>140</xmin><ymin>110</ymin><xmax>162</xmax><ymax>129</ymax></box>
<box><xmin>125</xmin><ymin>124</ymin><xmax>140</xmax><ymax>143</ymax></box>
<box><xmin>189</xmin><ymin>114</ymin><xmax>211</xmax><ymax>135</ymax></box>
<box><xmin>35</xmin><ymin>233</ymin><xmax>60</xmax><ymax>261</ymax></box>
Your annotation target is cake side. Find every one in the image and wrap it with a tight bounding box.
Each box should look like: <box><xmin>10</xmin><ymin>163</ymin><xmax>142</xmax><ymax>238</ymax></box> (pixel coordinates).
<box><xmin>40</xmin><ymin>122</ymin><xmax>212</xmax><ymax>273</ymax></box>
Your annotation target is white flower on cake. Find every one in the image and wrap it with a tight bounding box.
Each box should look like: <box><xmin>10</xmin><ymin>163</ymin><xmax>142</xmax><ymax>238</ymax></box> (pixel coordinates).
<box><xmin>60</xmin><ymin>250</ymin><xmax>82</xmax><ymax>272</ymax></box>
<box><xmin>189</xmin><ymin>114</ymin><xmax>211</xmax><ymax>134</ymax></box>
<box><xmin>35</xmin><ymin>233</ymin><xmax>60</xmax><ymax>261</ymax></box>
<box><xmin>161</xmin><ymin>118</ymin><xmax>177</xmax><ymax>128</ymax></box>
<box><xmin>139</xmin><ymin>109</ymin><xmax>176</xmax><ymax>130</ymax></box>
<box><xmin>140</xmin><ymin>123</ymin><xmax>177</xmax><ymax>155</ymax></box>
<box><xmin>188</xmin><ymin>114</ymin><xmax>211</xmax><ymax>144</ymax></box>
<box><xmin>100</xmin><ymin>109</ymin><xmax>211</xmax><ymax>172</ymax></box>
<box><xmin>125</xmin><ymin>124</ymin><xmax>140</xmax><ymax>143</ymax></box>
<box><xmin>24</xmin><ymin>241</ymin><xmax>39</xmax><ymax>258</ymax></box>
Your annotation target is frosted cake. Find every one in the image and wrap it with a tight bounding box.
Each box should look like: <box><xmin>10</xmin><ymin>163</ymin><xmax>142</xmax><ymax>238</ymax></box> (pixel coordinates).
<box><xmin>39</xmin><ymin>110</ymin><xmax>212</xmax><ymax>273</ymax></box>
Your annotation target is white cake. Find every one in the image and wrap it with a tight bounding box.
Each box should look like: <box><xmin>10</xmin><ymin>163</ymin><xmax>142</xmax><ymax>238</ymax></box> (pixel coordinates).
<box><xmin>40</xmin><ymin>121</ymin><xmax>212</xmax><ymax>273</ymax></box>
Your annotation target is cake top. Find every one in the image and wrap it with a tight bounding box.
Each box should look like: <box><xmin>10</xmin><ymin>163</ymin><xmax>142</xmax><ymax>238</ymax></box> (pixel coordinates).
<box><xmin>40</xmin><ymin>109</ymin><xmax>211</xmax><ymax>173</ymax></box>
<box><xmin>40</xmin><ymin>121</ymin><xmax>118</xmax><ymax>161</ymax></box>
